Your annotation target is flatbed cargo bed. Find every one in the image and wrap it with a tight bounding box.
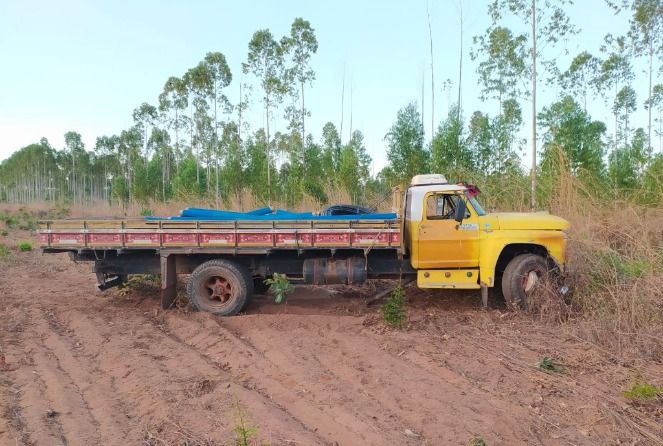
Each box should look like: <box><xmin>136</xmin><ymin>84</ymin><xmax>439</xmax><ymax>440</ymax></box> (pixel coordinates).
<box><xmin>38</xmin><ymin>217</ymin><xmax>403</xmax><ymax>253</ymax></box>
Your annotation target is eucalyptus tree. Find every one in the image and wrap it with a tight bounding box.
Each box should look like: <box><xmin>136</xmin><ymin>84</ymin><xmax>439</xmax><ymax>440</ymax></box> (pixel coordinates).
<box><xmin>158</xmin><ymin>76</ymin><xmax>188</xmax><ymax>156</ymax></box>
<box><xmin>493</xmin><ymin>99</ymin><xmax>525</xmax><ymax>174</ymax></box>
<box><xmin>385</xmin><ymin>103</ymin><xmax>429</xmax><ymax>184</ymax></box>
<box><xmin>219</xmin><ymin>122</ymin><xmax>244</xmax><ymax>205</ymax></box>
<box><xmin>466</xmin><ymin>111</ymin><xmax>493</xmax><ymax>174</ymax></box>
<box><xmin>64</xmin><ymin>131</ymin><xmax>86</xmax><ymax>202</ymax></box>
<box><xmin>431</xmin><ymin>104</ymin><xmax>473</xmax><ymax>177</ymax></box>
<box><xmin>132</xmin><ymin>103</ymin><xmax>158</xmax><ymax>161</ymax></box>
<box><xmin>559</xmin><ymin>51</ymin><xmax>602</xmax><ymax>112</ymax></box>
<box><xmin>183</xmin><ymin>63</ymin><xmax>213</xmax><ymax>186</ymax></box>
<box><xmin>613</xmin><ymin>85</ymin><xmax>638</xmax><ymax>146</ymax></box>
<box><xmin>243</xmin><ymin>29</ymin><xmax>285</xmax><ymax>203</ymax></box>
<box><xmin>486</xmin><ymin>0</ymin><xmax>578</xmax><ymax>208</ymax></box>
<box><xmin>538</xmin><ymin>96</ymin><xmax>607</xmax><ymax>177</ymax></box>
<box><xmin>320</xmin><ymin>122</ymin><xmax>342</xmax><ymax>182</ymax></box>
<box><xmin>281</xmin><ymin>18</ymin><xmax>318</xmax><ymax>146</ymax></box>
<box><xmin>610</xmin><ymin>0</ymin><xmax>663</xmax><ymax>152</ymax></box>
<box><xmin>472</xmin><ymin>26</ymin><xmax>528</xmax><ymax>114</ymax></box>
<box><xmin>94</xmin><ymin>135</ymin><xmax>121</xmax><ymax>202</ymax></box>
<box><xmin>147</xmin><ymin>128</ymin><xmax>172</xmax><ymax>201</ymax></box>
<box><xmin>598</xmin><ymin>37</ymin><xmax>635</xmax><ymax>141</ymax></box>
<box><xmin>204</xmin><ymin>52</ymin><xmax>232</xmax><ymax>203</ymax></box>
<box><xmin>645</xmin><ymin>83</ymin><xmax>663</xmax><ymax>150</ymax></box>
<box><xmin>339</xmin><ymin>131</ymin><xmax>371</xmax><ymax>202</ymax></box>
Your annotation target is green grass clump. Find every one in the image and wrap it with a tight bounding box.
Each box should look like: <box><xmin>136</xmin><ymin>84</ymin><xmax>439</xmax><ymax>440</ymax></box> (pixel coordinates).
<box><xmin>140</xmin><ymin>208</ymin><xmax>154</xmax><ymax>217</ymax></box>
<box><xmin>17</xmin><ymin>241</ymin><xmax>32</xmax><ymax>251</ymax></box>
<box><xmin>623</xmin><ymin>382</ymin><xmax>663</xmax><ymax>400</ymax></box>
<box><xmin>537</xmin><ymin>356</ymin><xmax>565</xmax><ymax>373</ymax></box>
<box><xmin>0</xmin><ymin>229</ymin><xmax>8</xmax><ymax>236</ymax></box>
<box><xmin>381</xmin><ymin>285</ymin><xmax>407</xmax><ymax>329</ymax></box>
<box><xmin>0</xmin><ymin>244</ymin><xmax>10</xmax><ymax>259</ymax></box>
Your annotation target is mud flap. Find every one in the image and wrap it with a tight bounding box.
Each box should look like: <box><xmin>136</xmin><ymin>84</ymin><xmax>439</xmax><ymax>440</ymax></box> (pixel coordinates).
<box><xmin>160</xmin><ymin>254</ymin><xmax>177</xmax><ymax>309</ymax></box>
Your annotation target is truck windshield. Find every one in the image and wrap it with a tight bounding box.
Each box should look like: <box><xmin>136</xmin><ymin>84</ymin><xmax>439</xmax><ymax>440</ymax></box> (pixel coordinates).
<box><xmin>468</xmin><ymin>196</ymin><xmax>487</xmax><ymax>216</ymax></box>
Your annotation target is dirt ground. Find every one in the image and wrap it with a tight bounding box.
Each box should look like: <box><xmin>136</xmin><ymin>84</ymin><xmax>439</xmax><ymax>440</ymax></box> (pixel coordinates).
<box><xmin>1</xmin><ymin>230</ymin><xmax>662</xmax><ymax>446</ymax></box>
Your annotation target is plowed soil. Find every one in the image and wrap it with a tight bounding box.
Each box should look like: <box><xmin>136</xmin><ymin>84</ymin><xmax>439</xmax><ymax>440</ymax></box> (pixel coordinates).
<box><xmin>1</xmin><ymin>230</ymin><xmax>661</xmax><ymax>445</ymax></box>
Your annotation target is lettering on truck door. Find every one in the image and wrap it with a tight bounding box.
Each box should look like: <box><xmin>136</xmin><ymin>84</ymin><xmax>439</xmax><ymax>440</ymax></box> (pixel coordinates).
<box><xmin>417</xmin><ymin>193</ymin><xmax>480</xmax><ymax>268</ymax></box>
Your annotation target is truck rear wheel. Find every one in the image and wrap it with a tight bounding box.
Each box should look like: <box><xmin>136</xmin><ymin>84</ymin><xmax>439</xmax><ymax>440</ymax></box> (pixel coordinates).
<box><xmin>501</xmin><ymin>254</ymin><xmax>547</xmax><ymax>310</ymax></box>
<box><xmin>187</xmin><ymin>259</ymin><xmax>253</xmax><ymax>316</ymax></box>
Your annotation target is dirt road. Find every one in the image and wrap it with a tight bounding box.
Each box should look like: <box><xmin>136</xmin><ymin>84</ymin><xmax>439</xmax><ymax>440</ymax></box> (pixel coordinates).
<box><xmin>1</xmin><ymin>230</ymin><xmax>661</xmax><ymax>445</ymax></box>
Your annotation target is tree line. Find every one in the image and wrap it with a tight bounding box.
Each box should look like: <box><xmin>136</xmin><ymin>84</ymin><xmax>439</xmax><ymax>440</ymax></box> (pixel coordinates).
<box><xmin>1</xmin><ymin>1</ymin><xmax>662</xmax><ymax>210</ymax></box>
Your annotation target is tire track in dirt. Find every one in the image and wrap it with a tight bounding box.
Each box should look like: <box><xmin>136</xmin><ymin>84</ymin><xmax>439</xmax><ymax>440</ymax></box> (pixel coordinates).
<box><xmin>39</xmin><ymin>300</ymin><xmax>326</xmax><ymax>445</ymax></box>
<box><xmin>162</xmin><ymin>309</ymin><xmax>536</xmax><ymax>445</ymax></box>
<box><xmin>163</xmin><ymin>313</ymin><xmax>395</xmax><ymax>445</ymax></box>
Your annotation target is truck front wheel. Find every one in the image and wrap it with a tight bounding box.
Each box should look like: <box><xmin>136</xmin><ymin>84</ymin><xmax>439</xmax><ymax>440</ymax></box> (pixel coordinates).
<box><xmin>187</xmin><ymin>259</ymin><xmax>253</xmax><ymax>316</ymax></box>
<box><xmin>501</xmin><ymin>254</ymin><xmax>547</xmax><ymax>310</ymax></box>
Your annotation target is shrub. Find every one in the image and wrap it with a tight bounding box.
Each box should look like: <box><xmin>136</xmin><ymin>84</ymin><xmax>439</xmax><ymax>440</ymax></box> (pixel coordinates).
<box><xmin>17</xmin><ymin>241</ymin><xmax>32</xmax><ymax>251</ymax></box>
<box><xmin>623</xmin><ymin>382</ymin><xmax>663</xmax><ymax>400</ymax></box>
<box><xmin>381</xmin><ymin>285</ymin><xmax>407</xmax><ymax>329</ymax></box>
<box><xmin>264</xmin><ymin>273</ymin><xmax>294</xmax><ymax>304</ymax></box>
<box><xmin>0</xmin><ymin>244</ymin><xmax>9</xmax><ymax>258</ymax></box>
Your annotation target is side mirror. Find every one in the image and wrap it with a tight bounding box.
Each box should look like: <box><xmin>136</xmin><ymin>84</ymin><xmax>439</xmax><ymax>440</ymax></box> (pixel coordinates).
<box><xmin>454</xmin><ymin>199</ymin><xmax>467</xmax><ymax>223</ymax></box>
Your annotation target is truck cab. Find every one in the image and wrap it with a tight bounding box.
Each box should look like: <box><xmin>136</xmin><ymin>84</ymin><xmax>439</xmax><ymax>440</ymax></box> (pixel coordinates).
<box><xmin>402</xmin><ymin>174</ymin><xmax>568</xmax><ymax>307</ymax></box>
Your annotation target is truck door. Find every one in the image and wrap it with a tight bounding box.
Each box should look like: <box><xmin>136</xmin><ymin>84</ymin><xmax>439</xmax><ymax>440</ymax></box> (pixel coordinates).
<box><xmin>417</xmin><ymin>193</ymin><xmax>480</xmax><ymax>268</ymax></box>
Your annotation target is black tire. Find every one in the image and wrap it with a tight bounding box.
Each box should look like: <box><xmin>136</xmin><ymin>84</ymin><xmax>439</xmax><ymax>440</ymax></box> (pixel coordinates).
<box><xmin>187</xmin><ymin>259</ymin><xmax>253</xmax><ymax>316</ymax></box>
<box><xmin>501</xmin><ymin>254</ymin><xmax>547</xmax><ymax>310</ymax></box>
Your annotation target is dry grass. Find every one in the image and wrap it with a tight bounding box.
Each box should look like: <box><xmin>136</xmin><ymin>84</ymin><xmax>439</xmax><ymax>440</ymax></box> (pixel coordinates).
<box><xmin>531</xmin><ymin>165</ymin><xmax>663</xmax><ymax>362</ymax></box>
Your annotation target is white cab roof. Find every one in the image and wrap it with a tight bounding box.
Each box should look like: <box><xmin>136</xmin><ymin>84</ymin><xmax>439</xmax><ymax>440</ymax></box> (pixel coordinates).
<box><xmin>410</xmin><ymin>174</ymin><xmax>447</xmax><ymax>186</ymax></box>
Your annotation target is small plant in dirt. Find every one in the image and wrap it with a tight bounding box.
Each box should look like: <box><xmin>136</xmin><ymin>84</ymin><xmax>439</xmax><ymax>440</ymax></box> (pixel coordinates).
<box><xmin>140</xmin><ymin>208</ymin><xmax>154</xmax><ymax>217</ymax></box>
<box><xmin>381</xmin><ymin>285</ymin><xmax>407</xmax><ymax>329</ymax></box>
<box><xmin>0</xmin><ymin>244</ymin><xmax>10</xmax><ymax>259</ymax></box>
<box><xmin>232</xmin><ymin>397</ymin><xmax>268</xmax><ymax>446</ymax></box>
<box><xmin>17</xmin><ymin>241</ymin><xmax>32</xmax><ymax>251</ymax></box>
<box><xmin>537</xmin><ymin>356</ymin><xmax>565</xmax><ymax>373</ymax></box>
<box><xmin>470</xmin><ymin>435</ymin><xmax>487</xmax><ymax>446</ymax></box>
<box><xmin>118</xmin><ymin>275</ymin><xmax>159</xmax><ymax>296</ymax></box>
<box><xmin>264</xmin><ymin>273</ymin><xmax>294</xmax><ymax>304</ymax></box>
<box><xmin>0</xmin><ymin>229</ymin><xmax>7</xmax><ymax>236</ymax></box>
<box><xmin>623</xmin><ymin>382</ymin><xmax>663</xmax><ymax>400</ymax></box>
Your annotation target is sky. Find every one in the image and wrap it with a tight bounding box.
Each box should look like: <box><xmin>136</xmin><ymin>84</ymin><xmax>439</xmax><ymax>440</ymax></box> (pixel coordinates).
<box><xmin>0</xmin><ymin>0</ymin><xmax>653</xmax><ymax>174</ymax></box>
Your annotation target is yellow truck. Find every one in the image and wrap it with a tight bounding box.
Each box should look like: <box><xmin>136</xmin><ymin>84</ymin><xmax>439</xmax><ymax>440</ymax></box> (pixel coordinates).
<box><xmin>38</xmin><ymin>174</ymin><xmax>569</xmax><ymax>315</ymax></box>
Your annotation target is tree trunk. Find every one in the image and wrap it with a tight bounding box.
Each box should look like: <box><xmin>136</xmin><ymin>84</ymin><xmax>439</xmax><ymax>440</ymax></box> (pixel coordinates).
<box><xmin>266</xmin><ymin>94</ymin><xmax>271</xmax><ymax>206</ymax></box>
<box><xmin>530</xmin><ymin>0</ymin><xmax>537</xmax><ymax>210</ymax></box>
<box><xmin>457</xmin><ymin>0</ymin><xmax>463</xmax><ymax>123</ymax></box>
<box><xmin>647</xmin><ymin>45</ymin><xmax>653</xmax><ymax>156</ymax></box>
<box><xmin>428</xmin><ymin>6</ymin><xmax>435</xmax><ymax>139</ymax></box>
<box><xmin>301</xmin><ymin>80</ymin><xmax>306</xmax><ymax>152</ymax></box>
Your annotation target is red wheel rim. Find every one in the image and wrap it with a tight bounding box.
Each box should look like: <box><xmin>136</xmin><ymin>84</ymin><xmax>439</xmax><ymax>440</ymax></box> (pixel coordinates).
<box><xmin>205</xmin><ymin>275</ymin><xmax>233</xmax><ymax>304</ymax></box>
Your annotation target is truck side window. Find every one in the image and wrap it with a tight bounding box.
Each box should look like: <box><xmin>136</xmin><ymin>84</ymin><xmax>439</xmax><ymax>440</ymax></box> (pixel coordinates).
<box><xmin>426</xmin><ymin>194</ymin><xmax>471</xmax><ymax>220</ymax></box>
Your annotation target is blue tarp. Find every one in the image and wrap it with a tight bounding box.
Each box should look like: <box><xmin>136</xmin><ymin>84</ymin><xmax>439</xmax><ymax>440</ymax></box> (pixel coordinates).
<box><xmin>147</xmin><ymin>207</ymin><xmax>397</xmax><ymax>221</ymax></box>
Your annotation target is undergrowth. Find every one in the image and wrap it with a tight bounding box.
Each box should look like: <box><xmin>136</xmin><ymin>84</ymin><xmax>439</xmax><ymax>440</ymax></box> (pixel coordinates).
<box><xmin>17</xmin><ymin>241</ymin><xmax>32</xmax><ymax>251</ymax></box>
<box><xmin>526</xmin><ymin>162</ymin><xmax>663</xmax><ymax>361</ymax></box>
<box><xmin>623</xmin><ymin>382</ymin><xmax>663</xmax><ymax>400</ymax></box>
<box><xmin>118</xmin><ymin>274</ymin><xmax>160</xmax><ymax>295</ymax></box>
<box><xmin>381</xmin><ymin>285</ymin><xmax>407</xmax><ymax>329</ymax></box>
